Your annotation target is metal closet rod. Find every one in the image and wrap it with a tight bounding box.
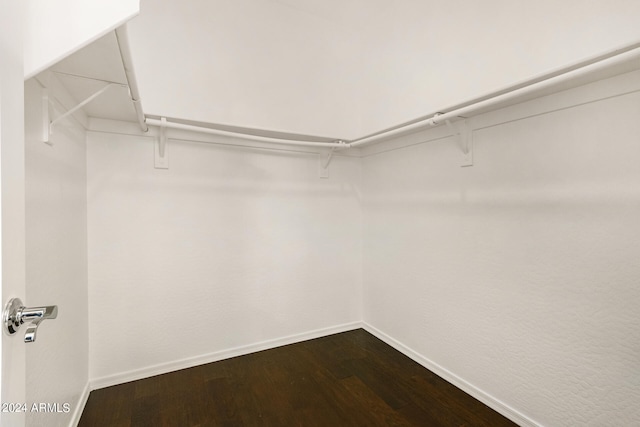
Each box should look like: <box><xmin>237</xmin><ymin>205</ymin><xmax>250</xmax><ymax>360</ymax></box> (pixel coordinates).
<box><xmin>115</xmin><ymin>25</ymin><xmax>148</xmax><ymax>132</ymax></box>
<box><xmin>135</xmin><ymin>38</ymin><xmax>640</xmax><ymax>149</ymax></box>
<box><xmin>349</xmin><ymin>42</ymin><xmax>640</xmax><ymax>148</ymax></box>
<box><xmin>144</xmin><ymin>118</ymin><xmax>349</xmax><ymax>148</ymax></box>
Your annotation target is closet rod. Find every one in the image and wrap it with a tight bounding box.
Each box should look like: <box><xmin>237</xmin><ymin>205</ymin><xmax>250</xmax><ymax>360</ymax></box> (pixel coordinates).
<box><xmin>115</xmin><ymin>25</ymin><xmax>148</xmax><ymax>133</ymax></box>
<box><xmin>349</xmin><ymin>42</ymin><xmax>640</xmax><ymax>148</ymax></box>
<box><xmin>140</xmin><ymin>42</ymin><xmax>639</xmax><ymax>150</ymax></box>
<box><xmin>144</xmin><ymin>118</ymin><xmax>349</xmax><ymax>148</ymax></box>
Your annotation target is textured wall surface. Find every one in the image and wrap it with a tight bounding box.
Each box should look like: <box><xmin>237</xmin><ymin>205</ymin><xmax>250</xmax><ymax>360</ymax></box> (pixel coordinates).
<box><xmin>24</xmin><ymin>79</ymin><xmax>89</xmax><ymax>427</ymax></box>
<box><xmin>87</xmin><ymin>132</ymin><xmax>362</xmax><ymax>381</ymax></box>
<box><xmin>362</xmin><ymin>71</ymin><xmax>640</xmax><ymax>426</ymax></box>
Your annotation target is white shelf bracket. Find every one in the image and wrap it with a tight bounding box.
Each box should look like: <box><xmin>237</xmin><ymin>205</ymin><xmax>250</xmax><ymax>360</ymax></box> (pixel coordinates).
<box><xmin>319</xmin><ymin>140</ymin><xmax>346</xmax><ymax>178</ymax></box>
<box><xmin>155</xmin><ymin>117</ymin><xmax>169</xmax><ymax>169</ymax></box>
<box><xmin>445</xmin><ymin>119</ymin><xmax>473</xmax><ymax>167</ymax></box>
<box><xmin>48</xmin><ymin>83</ymin><xmax>115</xmax><ymax>138</ymax></box>
<box><xmin>42</xmin><ymin>89</ymin><xmax>52</xmax><ymax>145</ymax></box>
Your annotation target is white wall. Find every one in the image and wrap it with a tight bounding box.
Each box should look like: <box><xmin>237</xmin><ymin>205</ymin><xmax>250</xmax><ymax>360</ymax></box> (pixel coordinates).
<box><xmin>24</xmin><ymin>79</ymin><xmax>89</xmax><ymax>427</ymax></box>
<box><xmin>87</xmin><ymin>129</ymin><xmax>362</xmax><ymax>384</ymax></box>
<box><xmin>361</xmin><ymin>70</ymin><xmax>640</xmax><ymax>426</ymax></box>
<box><xmin>24</xmin><ymin>0</ymin><xmax>140</xmax><ymax>79</ymax></box>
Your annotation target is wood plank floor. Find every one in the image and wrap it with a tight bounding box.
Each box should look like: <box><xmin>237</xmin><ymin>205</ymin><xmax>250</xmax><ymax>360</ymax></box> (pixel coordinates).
<box><xmin>79</xmin><ymin>329</ymin><xmax>519</xmax><ymax>426</ymax></box>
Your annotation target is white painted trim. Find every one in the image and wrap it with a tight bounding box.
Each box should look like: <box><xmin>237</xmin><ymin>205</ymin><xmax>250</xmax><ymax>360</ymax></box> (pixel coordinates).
<box><xmin>362</xmin><ymin>322</ymin><xmax>542</xmax><ymax>427</ymax></box>
<box><xmin>90</xmin><ymin>322</ymin><xmax>362</xmax><ymax>390</ymax></box>
<box><xmin>86</xmin><ymin>322</ymin><xmax>541</xmax><ymax>424</ymax></box>
<box><xmin>68</xmin><ymin>382</ymin><xmax>90</xmax><ymax>427</ymax></box>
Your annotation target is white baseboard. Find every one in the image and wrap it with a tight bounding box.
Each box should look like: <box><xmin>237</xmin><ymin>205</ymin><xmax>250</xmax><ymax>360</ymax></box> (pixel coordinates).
<box><xmin>362</xmin><ymin>322</ymin><xmax>541</xmax><ymax>427</ymax></box>
<box><xmin>88</xmin><ymin>321</ymin><xmax>538</xmax><ymax>426</ymax></box>
<box><xmin>69</xmin><ymin>382</ymin><xmax>90</xmax><ymax>427</ymax></box>
<box><xmin>90</xmin><ymin>321</ymin><xmax>362</xmax><ymax>390</ymax></box>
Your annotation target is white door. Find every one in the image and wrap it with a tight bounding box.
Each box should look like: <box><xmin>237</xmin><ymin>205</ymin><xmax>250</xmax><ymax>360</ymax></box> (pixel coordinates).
<box><xmin>1</xmin><ymin>2</ymin><xmax>27</xmax><ymax>426</ymax></box>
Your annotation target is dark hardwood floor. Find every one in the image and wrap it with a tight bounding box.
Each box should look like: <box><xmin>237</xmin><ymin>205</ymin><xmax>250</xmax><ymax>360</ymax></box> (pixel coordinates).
<box><xmin>79</xmin><ymin>329</ymin><xmax>518</xmax><ymax>426</ymax></box>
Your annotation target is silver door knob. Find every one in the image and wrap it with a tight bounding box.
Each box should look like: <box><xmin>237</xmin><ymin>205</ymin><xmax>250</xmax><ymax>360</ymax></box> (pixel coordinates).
<box><xmin>2</xmin><ymin>298</ymin><xmax>58</xmax><ymax>343</ymax></box>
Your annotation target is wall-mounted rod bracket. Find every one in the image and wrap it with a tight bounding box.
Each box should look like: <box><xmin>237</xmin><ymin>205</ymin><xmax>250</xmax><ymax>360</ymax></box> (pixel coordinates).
<box><xmin>155</xmin><ymin>117</ymin><xmax>169</xmax><ymax>169</ymax></box>
<box><xmin>42</xmin><ymin>89</ymin><xmax>52</xmax><ymax>145</ymax></box>
<box><xmin>319</xmin><ymin>140</ymin><xmax>347</xmax><ymax>178</ymax></box>
<box><xmin>444</xmin><ymin>118</ymin><xmax>473</xmax><ymax>167</ymax></box>
<box><xmin>48</xmin><ymin>83</ymin><xmax>116</xmax><ymax>137</ymax></box>
<box><xmin>159</xmin><ymin>117</ymin><xmax>167</xmax><ymax>158</ymax></box>
<box><xmin>323</xmin><ymin>147</ymin><xmax>337</xmax><ymax>169</ymax></box>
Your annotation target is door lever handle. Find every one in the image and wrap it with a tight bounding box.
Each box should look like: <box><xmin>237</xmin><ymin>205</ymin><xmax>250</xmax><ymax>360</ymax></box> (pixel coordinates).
<box><xmin>2</xmin><ymin>298</ymin><xmax>58</xmax><ymax>343</ymax></box>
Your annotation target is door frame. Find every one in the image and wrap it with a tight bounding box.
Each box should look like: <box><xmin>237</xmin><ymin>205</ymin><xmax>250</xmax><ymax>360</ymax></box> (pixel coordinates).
<box><xmin>1</xmin><ymin>2</ymin><xmax>27</xmax><ymax>426</ymax></box>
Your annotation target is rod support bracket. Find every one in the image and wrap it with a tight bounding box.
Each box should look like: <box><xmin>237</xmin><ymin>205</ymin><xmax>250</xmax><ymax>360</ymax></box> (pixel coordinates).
<box><xmin>319</xmin><ymin>140</ymin><xmax>346</xmax><ymax>178</ymax></box>
<box><xmin>445</xmin><ymin>119</ymin><xmax>473</xmax><ymax>167</ymax></box>
<box><xmin>49</xmin><ymin>83</ymin><xmax>115</xmax><ymax>134</ymax></box>
<box><xmin>42</xmin><ymin>89</ymin><xmax>53</xmax><ymax>145</ymax></box>
<box><xmin>155</xmin><ymin>117</ymin><xmax>169</xmax><ymax>169</ymax></box>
